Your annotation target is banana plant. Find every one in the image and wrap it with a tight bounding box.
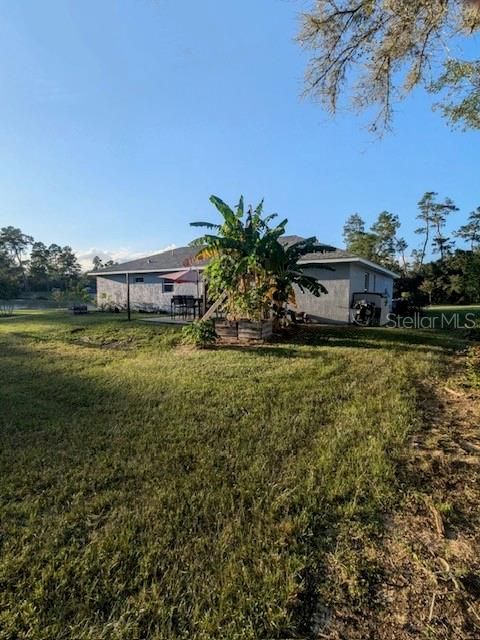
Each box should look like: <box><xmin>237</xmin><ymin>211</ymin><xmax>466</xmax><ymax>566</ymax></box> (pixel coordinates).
<box><xmin>265</xmin><ymin>237</ymin><xmax>329</xmax><ymax>320</ymax></box>
<box><xmin>190</xmin><ymin>195</ymin><xmax>328</xmax><ymax>322</ymax></box>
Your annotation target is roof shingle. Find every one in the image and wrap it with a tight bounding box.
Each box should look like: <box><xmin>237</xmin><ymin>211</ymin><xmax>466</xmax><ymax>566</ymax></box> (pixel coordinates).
<box><xmin>89</xmin><ymin>236</ymin><xmax>397</xmax><ymax>278</ymax></box>
<box><xmin>90</xmin><ymin>245</ymin><xmax>207</xmax><ymax>274</ymax></box>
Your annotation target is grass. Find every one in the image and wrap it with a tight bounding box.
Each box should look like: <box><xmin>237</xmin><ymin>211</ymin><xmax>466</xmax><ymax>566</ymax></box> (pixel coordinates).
<box><xmin>0</xmin><ymin>311</ymin><xmax>468</xmax><ymax>639</ymax></box>
<box><xmin>423</xmin><ymin>303</ymin><xmax>480</xmax><ymax>329</ymax></box>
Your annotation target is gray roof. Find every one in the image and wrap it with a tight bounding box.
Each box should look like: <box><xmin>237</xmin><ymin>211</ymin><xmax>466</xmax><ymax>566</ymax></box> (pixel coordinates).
<box><xmin>279</xmin><ymin>235</ymin><xmax>336</xmax><ymax>252</ymax></box>
<box><xmin>298</xmin><ymin>247</ymin><xmax>399</xmax><ymax>278</ymax></box>
<box><xmin>300</xmin><ymin>248</ymin><xmax>356</xmax><ymax>262</ymax></box>
<box><xmin>90</xmin><ymin>245</ymin><xmax>208</xmax><ymax>275</ymax></box>
<box><xmin>279</xmin><ymin>234</ymin><xmax>310</xmax><ymax>247</ymax></box>
<box><xmin>90</xmin><ymin>235</ymin><xmax>333</xmax><ymax>275</ymax></box>
<box><xmin>89</xmin><ymin>236</ymin><xmax>398</xmax><ymax>279</ymax></box>
<box><xmin>280</xmin><ymin>236</ymin><xmax>356</xmax><ymax>263</ymax></box>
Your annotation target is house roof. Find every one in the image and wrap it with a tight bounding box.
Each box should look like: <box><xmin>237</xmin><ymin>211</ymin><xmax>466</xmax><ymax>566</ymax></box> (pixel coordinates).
<box><xmin>298</xmin><ymin>253</ymin><xmax>400</xmax><ymax>279</ymax></box>
<box><xmin>89</xmin><ymin>237</ymin><xmax>399</xmax><ymax>279</ymax></box>
<box><xmin>282</xmin><ymin>237</ymin><xmax>400</xmax><ymax>278</ymax></box>
<box><xmin>280</xmin><ymin>235</ymin><xmax>337</xmax><ymax>253</ymax></box>
<box><xmin>89</xmin><ymin>245</ymin><xmax>207</xmax><ymax>275</ymax></box>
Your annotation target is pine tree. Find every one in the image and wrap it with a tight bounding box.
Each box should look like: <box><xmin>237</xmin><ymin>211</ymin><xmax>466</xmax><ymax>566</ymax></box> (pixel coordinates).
<box><xmin>455</xmin><ymin>207</ymin><xmax>480</xmax><ymax>250</ymax></box>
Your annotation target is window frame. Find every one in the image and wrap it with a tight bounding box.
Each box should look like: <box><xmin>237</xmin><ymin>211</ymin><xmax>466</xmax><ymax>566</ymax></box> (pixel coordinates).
<box><xmin>364</xmin><ymin>272</ymin><xmax>370</xmax><ymax>291</ymax></box>
<box><xmin>162</xmin><ymin>279</ymin><xmax>174</xmax><ymax>293</ymax></box>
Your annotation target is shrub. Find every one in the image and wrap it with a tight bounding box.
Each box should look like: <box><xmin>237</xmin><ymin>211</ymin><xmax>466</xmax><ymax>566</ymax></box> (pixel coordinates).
<box><xmin>181</xmin><ymin>320</ymin><xmax>217</xmax><ymax>348</ymax></box>
<box><xmin>0</xmin><ymin>300</ymin><xmax>14</xmax><ymax>317</ymax></box>
<box><xmin>0</xmin><ymin>277</ymin><xmax>18</xmax><ymax>316</ymax></box>
<box><xmin>52</xmin><ymin>286</ymin><xmax>92</xmax><ymax>307</ymax></box>
<box><xmin>466</xmin><ymin>346</ymin><xmax>480</xmax><ymax>388</ymax></box>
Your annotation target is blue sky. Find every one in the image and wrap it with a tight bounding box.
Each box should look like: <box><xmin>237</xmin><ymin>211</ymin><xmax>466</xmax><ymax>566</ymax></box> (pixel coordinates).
<box><xmin>0</xmin><ymin>0</ymin><xmax>479</xmax><ymax>268</ymax></box>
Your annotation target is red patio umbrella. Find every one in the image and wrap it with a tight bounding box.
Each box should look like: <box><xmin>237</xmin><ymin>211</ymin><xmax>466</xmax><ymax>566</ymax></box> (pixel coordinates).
<box><xmin>161</xmin><ymin>269</ymin><xmax>200</xmax><ymax>283</ymax></box>
<box><xmin>162</xmin><ymin>269</ymin><xmax>201</xmax><ymax>296</ymax></box>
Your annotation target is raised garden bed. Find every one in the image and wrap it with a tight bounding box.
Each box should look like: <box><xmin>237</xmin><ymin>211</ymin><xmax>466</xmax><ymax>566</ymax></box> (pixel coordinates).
<box><xmin>214</xmin><ymin>320</ymin><xmax>238</xmax><ymax>340</ymax></box>
<box><xmin>238</xmin><ymin>319</ymin><xmax>273</xmax><ymax>341</ymax></box>
<box><xmin>215</xmin><ymin>319</ymin><xmax>273</xmax><ymax>343</ymax></box>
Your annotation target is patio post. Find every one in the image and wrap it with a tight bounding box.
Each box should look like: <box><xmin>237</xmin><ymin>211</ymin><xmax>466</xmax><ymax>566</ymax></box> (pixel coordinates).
<box><xmin>126</xmin><ymin>273</ymin><xmax>131</xmax><ymax>321</ymax></box>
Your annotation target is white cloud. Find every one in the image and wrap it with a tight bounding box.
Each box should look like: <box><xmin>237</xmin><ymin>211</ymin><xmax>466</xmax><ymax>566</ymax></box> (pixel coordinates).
<box><xmin>75</xmin><ymin>245</ymin><xmax>177</xmax><ymax>271</ymax></box>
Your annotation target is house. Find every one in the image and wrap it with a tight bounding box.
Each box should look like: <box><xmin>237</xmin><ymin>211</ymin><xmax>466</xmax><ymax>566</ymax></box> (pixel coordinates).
<box><xmin>89</xmin><ymin>237</ymin><xmax>399</xmax><ymax>324</ymax></box>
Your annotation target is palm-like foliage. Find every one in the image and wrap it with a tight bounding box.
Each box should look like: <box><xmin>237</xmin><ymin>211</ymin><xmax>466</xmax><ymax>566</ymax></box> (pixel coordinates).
<box><xmin>264</xmin><ymin>237</ymin><xmax>328</xmax><ymax>316</ymax></box>
<box><xmin>190</xmin><ymin>195</ymin><xmax>327</xmax><ymax>321</ymax></box>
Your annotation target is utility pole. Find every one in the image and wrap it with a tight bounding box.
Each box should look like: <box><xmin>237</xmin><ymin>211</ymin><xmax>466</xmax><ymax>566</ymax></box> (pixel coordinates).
<box><xmin>126</xmin><ymin>273</ymin><xmax>131</xmax><ymax>321</ymax></box>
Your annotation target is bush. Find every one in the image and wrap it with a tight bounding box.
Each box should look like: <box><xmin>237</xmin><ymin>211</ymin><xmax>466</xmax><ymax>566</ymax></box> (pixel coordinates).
<box><xmin>52</xmin><ymin>286</ymin><xmax>92</xmax><ymax>307</ymax></box>
<box><xmin>0</xmin><ymin>277</ymin><xmax>18</xmax><ymax>316</ymax></box>
<box><xmin>466</xmin><ymin>346</ymin><xmax>480</xmax><ymax>388</ymax></box>
<box><xmin>0</xmin><ymin>300</ymin><xmax>14</xmax><ymax>317</ymax></box>
<box><xmin>181</xmin><ymin>320</ymin><xmax>217</xmax><ymax>348</ymax></box>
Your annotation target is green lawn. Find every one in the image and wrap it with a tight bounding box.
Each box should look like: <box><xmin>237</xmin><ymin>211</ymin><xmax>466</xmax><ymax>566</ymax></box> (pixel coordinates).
<box><xmin>0</xmin><ymin>311</ymin><xmax>467</xmax><ymax>639</ymax></box>
<box><xmin>423</xmin><ymin>304</ymin><xmax>480</xmax><ymax>329</ymax></box>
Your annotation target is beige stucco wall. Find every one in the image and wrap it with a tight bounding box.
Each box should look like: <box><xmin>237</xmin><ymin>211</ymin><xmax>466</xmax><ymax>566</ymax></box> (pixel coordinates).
<box><xmin>349</xmin><ymin>263</ymin><xmax>394</xmax><ymax>305</ymax></box>
<box><xmin>97</xmin><ymin>274</ymin><xmax>202</xmax><ymax>312</ymax></box>
<box><xmin>96</xmin><ymin>263</ymin><xmax>395</xmax><ymax>322</ymax></box>
<box><xmin>294</xmin><ymin>262</ymin><xmax>395</xmax><ymax>324</ymax></box>
<box><xmin>293</xmin><ymin>264</ymin><xmax>351</xmax><ymax>324</ymax></box>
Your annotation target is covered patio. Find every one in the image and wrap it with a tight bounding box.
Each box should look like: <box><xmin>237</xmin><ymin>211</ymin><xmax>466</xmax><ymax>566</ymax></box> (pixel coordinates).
<box><xmin>160</xmin><ymin>269</ymin><xmax>205</xmax><ymax>319</ymax></box>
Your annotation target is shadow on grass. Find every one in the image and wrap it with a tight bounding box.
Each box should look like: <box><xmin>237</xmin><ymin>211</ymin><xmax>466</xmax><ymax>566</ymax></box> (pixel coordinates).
<box><xmin>0</xmin><ymin>324</ymin><xmax>468</xmax><ymax>639</ymax></box>
<box><xmin>0</xmin><ymin>338</ymin><xmax>348</xmax><ymax>638</ymax></box>
<box><xmin>219</xmin><ymin>325</ymin><xmax>466</xmax><ymax>360</ymax></box>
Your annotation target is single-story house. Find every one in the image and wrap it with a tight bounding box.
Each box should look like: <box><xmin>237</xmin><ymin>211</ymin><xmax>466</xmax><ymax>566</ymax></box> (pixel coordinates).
<box><xmin>89</xmin><ymin>236</ymin><xmax>399</xmax><ymax>325</ymax></box>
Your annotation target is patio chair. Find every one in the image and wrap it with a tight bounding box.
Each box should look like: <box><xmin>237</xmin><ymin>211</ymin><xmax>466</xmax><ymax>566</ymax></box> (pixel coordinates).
<box><xmin>183</xmin><ymin>296</ymin><xmax>197</xmax><ymax>319</ymax></box>
<box><xmin>171</xmin><ymin>295</ymin><xmax>186</xmax><ymax>318</ymax></box>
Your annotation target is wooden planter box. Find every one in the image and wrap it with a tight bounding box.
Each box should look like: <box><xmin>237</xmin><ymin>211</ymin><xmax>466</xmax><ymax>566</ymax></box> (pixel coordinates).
<box><xmin>214</xmin><ymin>320</ymin><xmax>238</xmax><ymax>340</ymax></box>
<box><xmin>238</xmin><ymin>319</ymin><xmax>273</xmax><ymax>342</ymax></box>
<box><xmin>214</xmin><ymin>319</ymin><xmax>273</xmax><ymax>343</ymax></box>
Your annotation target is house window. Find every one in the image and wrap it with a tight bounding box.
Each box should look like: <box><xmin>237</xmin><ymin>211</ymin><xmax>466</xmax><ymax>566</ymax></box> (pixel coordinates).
<box><xmin>163</xmin><ymin>280</ymin><xmax>174</xmax><ymax>293</ymax></box>
<box><xmin>364</xmin><ymin>272</ymin><xmax>370</xmax><ymax>291</ymax></box>
<box><xmin>135</xmin><ymin>277</ymin><xmax>144</xmax><ymax>283</ymax></box>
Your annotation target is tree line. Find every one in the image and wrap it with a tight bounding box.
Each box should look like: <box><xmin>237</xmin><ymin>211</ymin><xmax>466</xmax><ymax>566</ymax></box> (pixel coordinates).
<box><xmin>343</xmin><ymin>192</ymin><xmax>480</xmax><ymax>305</ymax></box>
<box><xmin>0</xmin><ymin>226</ymin><xmax>83</xmax><ymax>299</ymax></box>
<box><xmin>3</xmin><ymin>193</ymin><xmax>480</xmax><ymax>308</ymax></box>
